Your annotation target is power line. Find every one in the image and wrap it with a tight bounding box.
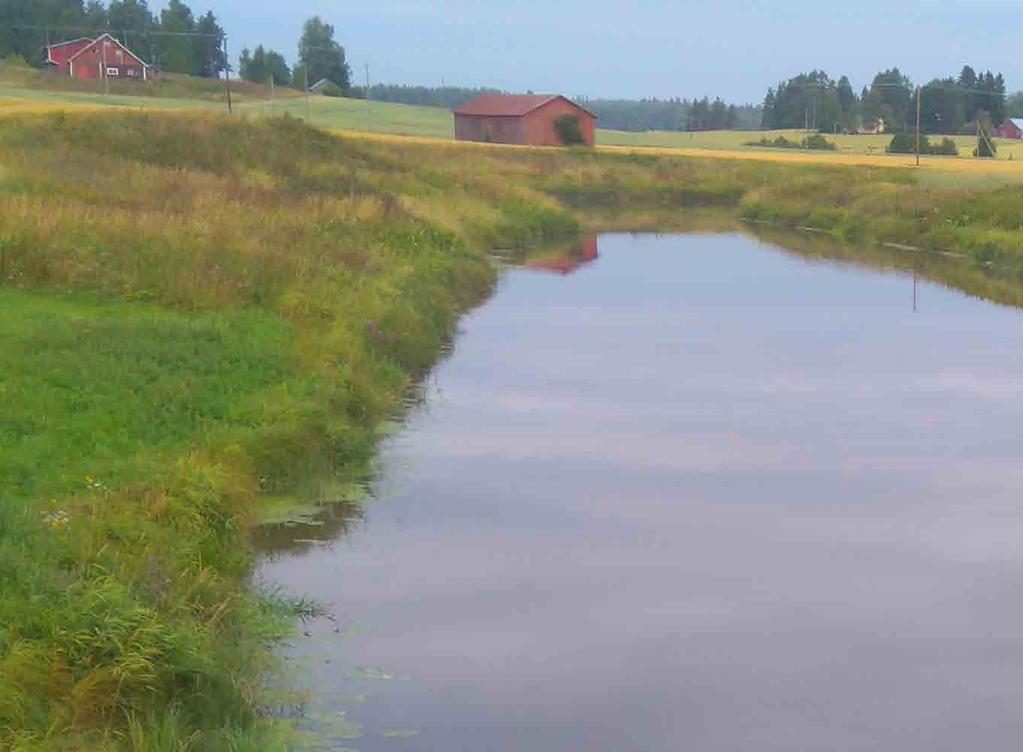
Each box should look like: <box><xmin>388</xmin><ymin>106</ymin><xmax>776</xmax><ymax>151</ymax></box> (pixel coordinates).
<box><xmin>6</xmin><ymin>23</ymin><xmax>223</xmax><ymax>39</ymax></box>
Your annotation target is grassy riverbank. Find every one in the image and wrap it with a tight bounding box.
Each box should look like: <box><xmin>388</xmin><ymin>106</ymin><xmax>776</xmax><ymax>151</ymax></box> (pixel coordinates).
<box><xmin>2</xmin><ymin>110</ymin><xmax>1023</xmax><ymax>750</ymax></box>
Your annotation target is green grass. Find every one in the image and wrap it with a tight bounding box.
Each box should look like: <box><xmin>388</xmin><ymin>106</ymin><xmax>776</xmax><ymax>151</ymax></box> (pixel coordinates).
<box><xmin>0</xmin><ymin>63</ymin><xmax>287</xmax><ymax>107</ymax></box>
<box><xmin>0</xmin><ymin>289</ymin><xmax>296</xmax><ymax>502</ymax></box>
<box><xmin>244</xmin><ymin>95</ymin><xmax>455</xmax><ymax>138</ymax></box>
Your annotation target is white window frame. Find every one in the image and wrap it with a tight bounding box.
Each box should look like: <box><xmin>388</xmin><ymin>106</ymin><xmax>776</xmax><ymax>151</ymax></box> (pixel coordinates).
<box><xmin>106</xmin><ymin>67</ymin><xmax>119</xmax><ymax>77</ymax></box>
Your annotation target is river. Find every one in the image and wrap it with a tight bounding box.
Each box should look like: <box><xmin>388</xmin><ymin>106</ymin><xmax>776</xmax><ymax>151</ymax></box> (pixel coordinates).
<box><xmin>257</xmin><ymin>232</ymin><xmax>1023</xmax><ymax>751</ymax></box>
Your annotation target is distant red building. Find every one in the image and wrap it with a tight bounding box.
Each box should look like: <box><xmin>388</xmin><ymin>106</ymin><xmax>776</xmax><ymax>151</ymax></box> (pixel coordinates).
<box><xmin>454</xmin><ymin>94</ymin><xmax>596</xmax><ymax>147</ymax></box>
<box><xmin>45</xmin><ymin>34</ymin><xmax>150</xmax><ymax>82</ymax></box>
<box><xmin>994</xmin><ymin>119</ymin><xmax>1023</xmax><ymax>140</ymax></box>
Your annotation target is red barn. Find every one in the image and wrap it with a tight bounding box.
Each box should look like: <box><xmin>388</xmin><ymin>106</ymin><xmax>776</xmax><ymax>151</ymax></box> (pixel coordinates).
<box><xmin>994</xmin><ymin>119</ymin><xmax>1023</xmax><ymax>140</ymax></box>
<box><xmin>454</xmin><ymin>94</ymin><xmax>596</xmax><ymax>147</ymax></box>
<box><xmin>45</xmin><ymin>34</ymin><xmax>150</xmax><ymax>81</ymax></box>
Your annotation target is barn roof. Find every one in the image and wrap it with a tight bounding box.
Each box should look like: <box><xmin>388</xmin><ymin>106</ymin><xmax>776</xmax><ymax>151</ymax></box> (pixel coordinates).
<box><xmin>455</xmin><ymin>94</ymin><xmax>595</xmax><ymax>118</ymax></box>
<box><xmin>1009</xmin><ymin>119</ymin><xmax>1023</xmax><ymax>130</ymax></box>
<box><xmin>46</xmin><ymin>37</ymin><xmax>94</xmax><ymax>50</ymax></box>
<box><xmin>50</xmin><ymin>34</ymin><xmax>150</xmax><ymax>67</ymax></box>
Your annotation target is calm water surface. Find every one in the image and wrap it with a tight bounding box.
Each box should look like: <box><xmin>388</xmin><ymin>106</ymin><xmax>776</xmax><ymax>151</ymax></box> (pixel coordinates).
<box><xmin>258</xmin><ymin>233</ymin><xmax>1023</xmax><ymax>751</ymax></box>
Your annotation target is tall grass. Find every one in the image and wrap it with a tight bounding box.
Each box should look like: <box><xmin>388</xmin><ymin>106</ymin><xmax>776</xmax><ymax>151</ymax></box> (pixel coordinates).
<box><xmin>3</xmin><ymin>110</ymin><xmax>1023</xmax><ymax>749</ymax></box>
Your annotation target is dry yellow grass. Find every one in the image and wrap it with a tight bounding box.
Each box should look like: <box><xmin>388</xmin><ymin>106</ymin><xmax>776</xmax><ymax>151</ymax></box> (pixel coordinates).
<box><xmin>0</xmin><ymin>97</ymin><xmax>108</xmax><ymax>115</ymax></box>
<box><xmin>335</xmin><ymin>129</ymin><xmax>1023</xmax><ymax>185</ymax></box>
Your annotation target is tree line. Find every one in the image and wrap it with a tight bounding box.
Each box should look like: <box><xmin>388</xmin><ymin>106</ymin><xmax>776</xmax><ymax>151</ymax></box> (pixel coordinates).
<box><xmin>581</xmin><ymin>97</ymin><xmax>761</xmax><ymax>132</ymax></box>
<box><xmin>315</xmin><ymin>85</ymin><xmax>762</xmax><ymax>132</ymax></box>
<box><xmin>0</xmin><ymin>0</ymin><xmax>226</xmax><ymax>77</ymax></box>
<box><xmin>762</xmin><ymin>66</ymin><xmax>1010</xmax><ymax>134</ymax></box>
<box><xmin>238</xmin><ymin>17</ymin><xmax>351</xmax><ymax>93</ymax></box>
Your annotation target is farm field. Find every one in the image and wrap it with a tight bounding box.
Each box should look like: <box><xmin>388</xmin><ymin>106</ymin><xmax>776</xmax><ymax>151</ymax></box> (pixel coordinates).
<box><xmin>242</xmin><ymin>95</ymin><xmax>455</xmax><ymax>138</ymax></box>
<box><xmin>2</xmin><ymin>72</ymin><xmax>1022</xmax><ymax>173</ymax></box>
<box><xmin>598</xmin><ymin>126</ymin><xmax>1023</xmax><ymax>160</ymax></box>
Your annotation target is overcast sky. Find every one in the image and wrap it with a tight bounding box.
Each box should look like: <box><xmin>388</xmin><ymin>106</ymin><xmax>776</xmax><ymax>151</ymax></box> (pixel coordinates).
<box><xmin>204</xmin><ymin>0</ymin><xmax>1022</xmax><ymax>102</ymax></box>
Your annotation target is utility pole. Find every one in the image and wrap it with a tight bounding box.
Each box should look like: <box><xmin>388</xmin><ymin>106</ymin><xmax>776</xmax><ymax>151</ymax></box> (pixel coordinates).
<box><xmin>915</xmin><ymin>86</ymin><xmax>921</xmax><ymax>167</ymax></box>
<box><xmin>365</xmin><ymin>62</ymin><xmax>372</xmax><ymax>132</ymax></box>
<box><xmin>222</xmin><ymin>36</ymin><xmax>233</xmax><ymax>113</ymax></box>
<box><xmin>304</xmin><ymin>64</ymin><xmax>311</xmax><ymax>122</ymax></box>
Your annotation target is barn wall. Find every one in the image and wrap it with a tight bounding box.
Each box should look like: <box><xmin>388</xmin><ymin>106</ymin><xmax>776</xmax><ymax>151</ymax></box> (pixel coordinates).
<box><xmin>455</xmin><ymin>115</ymin><xmax>526</xmax><ymax>145</ymax></box>
<box><xmin>64</xmin><ymin>39</ymin><xmax>146</xmax><ymax>81</ymax></box>
<box><xmin>454</xmin><ymin>98</ymin><xmax>596</xmax><ymax>147</ymax></box>
<box><xmin>995</xmin><ymin>123</ymin><xmax>1023</xmax><ymax>140</ymax></box>
<box><xmin>524</xmin><ymin>99</ymin><xmax>596</xmax><ymax>147</ymax></box>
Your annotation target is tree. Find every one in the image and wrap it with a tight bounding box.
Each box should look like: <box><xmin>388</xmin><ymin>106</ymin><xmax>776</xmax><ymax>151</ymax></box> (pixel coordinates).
<box><xmin>194</xmin><ymin>11</ymin><xmax>226</xmax><ymax>78</ymax></box>
<box><xmin>297</xmin><ymin>16</ymin><xmax>350</xmax><ymax>92</ymax></box>
<box><xmin>107</xmin><ymin>0</ymin><xmax>156</xmax><ymax>60</ymax></box>
<box><xmin>0</xmin><ymin>0</ymin><xmax>88</xmax><ymax>64</ymax></box>
<box><xmin>240</xmin><ymin>44</ymin><xmax>289</xmax><ymax>86</ymax></box>
<box><xmin>156</xmin><ymin>0</ymin><xmax>196</xmax><ymax>74</ymax></box>
<box><xmin>760</xmin><ymin>71</ymin><xmax>843</xmax><ymax>132</ymax></box>
<box><xmin>1007</xmin><ymin>92</ymin><xmax>1023</xmax><ymax>118</ymax></box>
<box><xmin>83</xmin><ymin>0</ymin><xmax>108</xmax><ymax>29</ymax></box>
<box><xmin>862</xmin><ymin>68</ymin><xmax>913</xmax><ymax>131</ymax></box>
<box><xmin>837</xmin><ymin>76</ymin><xmax>856</xmax><ymax>112</ymax></box>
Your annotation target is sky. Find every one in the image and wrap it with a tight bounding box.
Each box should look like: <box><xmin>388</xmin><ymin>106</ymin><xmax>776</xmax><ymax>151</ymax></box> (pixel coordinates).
<box><xmin>198</xmin><ymin>0</ymin><xmax>1023</xmax><ymax>102</ymax></box>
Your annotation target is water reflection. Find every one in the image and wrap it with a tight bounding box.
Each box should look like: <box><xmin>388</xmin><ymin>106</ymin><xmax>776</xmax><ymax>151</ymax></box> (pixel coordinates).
<box><xmin>523</xmin><ymin>235</ymin><xmax>600</xmax><ymax>275</ymax></box>
<box><xmin>258</xmin><ymin>232</ymin><xmax>1023</xmax><ymax>751</ymax></box>
<box><xmin>252</xmin><ymin>496</ymin><xmax>366</xmax><ymax>557</ymax></box>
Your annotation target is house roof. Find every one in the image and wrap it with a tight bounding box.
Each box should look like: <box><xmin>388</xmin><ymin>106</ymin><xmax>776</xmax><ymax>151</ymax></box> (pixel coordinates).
<box><xmin>46</xmin><ymin>36</ymin><xmax>94</xmax><ymax>50</ymax></box>
<box><xmin>1008</xmin><ymin>118</ymin><xmax>1023</xmax><ymax>130</ymax></box>
<box><xmin>62</xmin><ymin>34</ymin><xmax>150</xmax><ymax>67</ymax></box>
<box><xmin>454</xmin><ymin>94</ymin><xmax>595</xmax><ymax>119</ymax></box>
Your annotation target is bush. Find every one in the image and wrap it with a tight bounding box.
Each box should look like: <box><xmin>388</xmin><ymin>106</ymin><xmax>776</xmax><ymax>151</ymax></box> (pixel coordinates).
<box><xmin>929</xmin><ymin>137</ymin><xmax>958</xmax><ymax>156</ymax></box>
<box><xmin>887</xmin><ymin>132</ymin><xmax>959</xmax><ymax>156</ymax></box>
<box><xmin>316</xmin><ymin>81</ymin><xmax>344</xmax><ymax>98</ymax></box>
<box><xmin>746</xmin><ymin>134</ymin><xmax>835</xmax><ymax>151</ymax></box>
<box><xmin>0</xmin><ymin>54</ymin><xmax>30</xmax><ymax>68</ymax></box>
<box><xmin>554</xmin><ymin>115</ymin><xmax>586</xmax><ymax>146</ymax></box>
<box><xmin>974</xmin><ymin>132</ymin><xmax>997</xmax><ymax>158</ymax></box>
<box><xmin>802</xmin><ymin>134</ymin><xmax>837</xmax><ymax>151</ymax></box>
<box><xmin>886</xmin><ymin>131</ymin><xmax>916</xmax><ymax>154</ymax></box>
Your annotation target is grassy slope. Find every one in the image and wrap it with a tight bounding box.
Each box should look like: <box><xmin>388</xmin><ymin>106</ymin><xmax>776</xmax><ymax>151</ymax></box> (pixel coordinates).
<box><xmin>3</xmin><ymin>110</ymin><xmax>1023</xmax><ymax>749</ymax></box>
<box><xmin>245</xmin><ymin>96</ymin><xmax>455</xmax><ymax>138</ymax></box>
<box><xmin>0</xmin><ymin>64</ymin><xmax>290</xmax><ymax>105</ymax></box>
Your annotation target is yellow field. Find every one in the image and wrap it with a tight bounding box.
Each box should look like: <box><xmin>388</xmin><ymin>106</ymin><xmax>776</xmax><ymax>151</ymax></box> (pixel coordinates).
<box><xmin>599</xmin><ymin>127</ymin><xmax>1023</xmax><ymax>161</ymax></box>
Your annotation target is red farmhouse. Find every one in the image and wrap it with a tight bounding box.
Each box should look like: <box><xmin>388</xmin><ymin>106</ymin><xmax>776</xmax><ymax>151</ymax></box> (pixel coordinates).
<box><xmin>454</xmin><ymin>94</ymin><xmax>596</xmax><ymax>147</ymax></box>
<box><xmin>46</xmin><ymin>34</ymin><xmax>150</xmax><ymax>81</ymax></box>
<box><xmin>994</xmin><ymin>119</ymin><xmax>1023</xmax><ymax>140</ymax></box>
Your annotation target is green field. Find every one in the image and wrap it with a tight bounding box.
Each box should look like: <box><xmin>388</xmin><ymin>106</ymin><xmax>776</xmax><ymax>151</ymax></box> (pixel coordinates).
<box><xmin>243</xmin><ymin>95</ymin><xmax>455</xmax><ymax>138</ymax></box>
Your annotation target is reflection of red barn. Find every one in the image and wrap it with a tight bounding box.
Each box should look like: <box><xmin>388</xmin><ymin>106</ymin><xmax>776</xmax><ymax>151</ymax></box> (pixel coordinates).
<box><xmin>454</xmin><ymin>94</ymin><xmax>596</xmax><ymax>147</ymax></box>
<box><xmin>526</xmin><ymin>236</ymin><xmax>599</xmax><ymax>275</ymax></box>
<box><xmin>994</xmin><ymin>119</ymin><xmax>1023</xmax><ymax>140</ymax></box>
<box><xmin>46</xmin><ymin>34</ymin><xmax>150</xmax><ymax>81</ymax></box>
